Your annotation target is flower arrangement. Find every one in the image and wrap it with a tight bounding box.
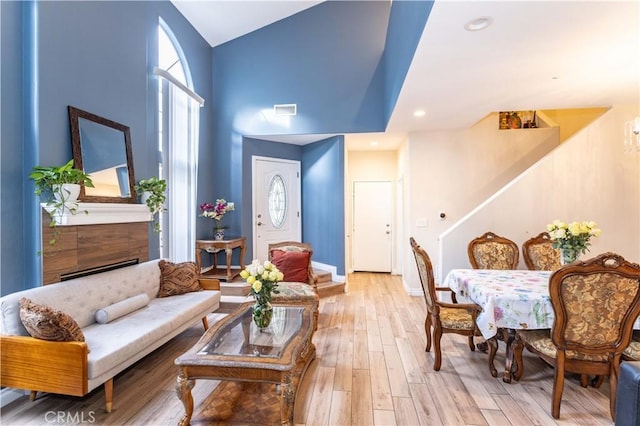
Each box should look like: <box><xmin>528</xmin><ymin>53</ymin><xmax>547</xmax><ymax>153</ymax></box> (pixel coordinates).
<box><xmin>240</xmin><ymin>260</ymin><xmax>283</xmax><ymax>329</ymax></box>
<box><xmin>199</xmin><ymin>199</ymin><xmax>234</xmax><ymax>230</ymax></box>
<box><xmin>546</xmin><ymin>220</ymin><xmax>602</xmax><ymax>263</ymax></box>
<box><xmin>240</xmin><ymin>260</ymin><xmax>283</xmax><ymax>304</ymax></box>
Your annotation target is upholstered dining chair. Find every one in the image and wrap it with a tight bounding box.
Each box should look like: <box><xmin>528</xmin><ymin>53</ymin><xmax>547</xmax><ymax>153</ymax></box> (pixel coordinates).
<box><xmin>513</xmin><ymin>252</ymin><xmax>640</xmax><ymax>420</ymax></box>
<box><xmin>522</xmin><ymin>232</ymin><xmax>562</xmax><ymax>271</ymax></box>
<box><xmin>467</xmin><ymin>231</ymin><xmax>519</xmax><ymax>270</ymax></box>
<box><xmin>410</xmin><ymin>237</ymin><xmax>481</xmax><ymax>371</ymax></box>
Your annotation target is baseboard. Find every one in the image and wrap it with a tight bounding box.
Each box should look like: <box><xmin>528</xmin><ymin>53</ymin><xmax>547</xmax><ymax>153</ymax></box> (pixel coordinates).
<box><xmin>0</xmin><ymin>387</ymin><xmax>27</xmax><ymax>408</ymax></box>
<box><xmin>311</xmin><ymin>261</ymin><xmax>345</xmax><ymax>283</ymax></box>
<box><xmin>402</xmin><ymin>277</ymin><xmax>424</xmax><ymax>297</ymax></box>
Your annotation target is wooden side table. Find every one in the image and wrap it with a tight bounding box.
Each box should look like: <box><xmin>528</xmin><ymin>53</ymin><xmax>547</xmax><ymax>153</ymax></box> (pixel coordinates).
<box><xmin>195</xmin><ymin>237</ymin><xmax>246</xmax><ymax>281</ymax></box>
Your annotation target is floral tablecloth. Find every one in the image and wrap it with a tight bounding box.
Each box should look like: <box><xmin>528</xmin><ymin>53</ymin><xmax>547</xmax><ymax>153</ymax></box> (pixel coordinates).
<box><xmin>443</xmin><ymin>269</ymin><xmax>555</xmax><ymax>339</ymax></box>
<box><xmin>444</xmin><ymin>269</ymin><xmax>640</xmax><ymax>339</ymax></box>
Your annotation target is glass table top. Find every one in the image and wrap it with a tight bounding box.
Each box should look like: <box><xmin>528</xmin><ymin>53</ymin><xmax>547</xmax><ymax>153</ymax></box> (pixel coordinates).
<box><xmin>198</xmin><ymin>305</ymin><xmax>304</xmax><ymax>358</ymax></box>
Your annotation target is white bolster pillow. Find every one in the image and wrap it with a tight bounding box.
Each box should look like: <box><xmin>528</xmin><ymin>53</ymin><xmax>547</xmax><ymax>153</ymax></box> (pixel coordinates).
<box><xmin>95</xmin><ymin>293</ymin><xmax>150</xmax><ymax>324</ymax></box>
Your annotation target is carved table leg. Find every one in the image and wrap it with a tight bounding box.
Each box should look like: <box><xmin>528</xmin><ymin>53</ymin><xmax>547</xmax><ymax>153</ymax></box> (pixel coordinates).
<box><xmin>280</xmin><ymin>372</ymin><xmax>294</xmax><ymax>426</ymax></box>
<box><xmin>501</xmin><ymin>329</ymin><xmax>516</xmax><ymax>383</ymax></box>
<box><xmin>487</xmin><ymin>336</ymin><xmax>499</xmax><ymax>378</ymax></box>
<box><xmin>175</xmin><ymin>368</ymin><xmax>195</xmax><ymax>426</ymax></box>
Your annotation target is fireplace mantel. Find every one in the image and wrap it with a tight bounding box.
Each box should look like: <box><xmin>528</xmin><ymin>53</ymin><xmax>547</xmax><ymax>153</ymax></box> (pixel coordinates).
<box><xmin>42</xmin><ymin>202</ymin><xmax>152</xmax><ymax>226</ymax></box>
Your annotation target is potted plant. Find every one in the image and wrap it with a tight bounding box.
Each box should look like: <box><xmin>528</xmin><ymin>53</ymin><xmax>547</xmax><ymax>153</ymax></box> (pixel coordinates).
<box><xmin>134</xmin><ymin>177</ymin><xmax>167</xmax><ymax>233</ymax></box>
<box><xmin>29</xmin><ymin>159</ymin><xmax>94</xmax><ymax>245</ymax></box>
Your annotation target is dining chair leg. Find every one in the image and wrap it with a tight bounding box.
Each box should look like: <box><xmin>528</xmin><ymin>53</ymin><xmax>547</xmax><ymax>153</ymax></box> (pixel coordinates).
<box><xmin>551</xmin><ymin>352</ymin><xmax>566</xmax><ymax>419</ymax></box>
<box><xmin>608</xmin><ymin>361</ymin><xmax>620</xmax><ymax>420</ymax></box>
<box><xmin>433</xmin><ymin>324</ymin><xmax>443</xmax><ymax>371</ymax></box>
<box><xmin>580</xmin><ymin>374</ymin><xmax>589</xmax><ymax>388</ymax></box>
<box><xmin>424</xmin><ymin>315</ymin><xmax>432</xmax><ymax>352</ymax></box>
<box><xmin>591</xmin><ymin>375</ymin><xmax>605</xmax><ymax>388</ymax></box>
<box><xmin>467</xmin><ymin>336</ymin><xmax>475</xmax><ymax>352</ymax></box>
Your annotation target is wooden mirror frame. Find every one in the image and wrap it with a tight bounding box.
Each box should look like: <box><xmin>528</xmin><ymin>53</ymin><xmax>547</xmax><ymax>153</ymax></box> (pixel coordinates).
<box><xmin>69</xmin><ymin>106</ymin><xmax>136</xmax><ymax>203</ymax></box>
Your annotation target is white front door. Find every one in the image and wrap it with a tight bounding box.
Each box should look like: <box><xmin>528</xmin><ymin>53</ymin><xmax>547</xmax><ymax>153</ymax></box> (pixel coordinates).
<box><xmin>252</xmin><ymin>157</ymin><xmax>301</xmax><ymax>262</ymax></box>
<box><xmin>352</xmin><ymin>181</ymin><xmax>393</xmax><ymax>272</ymax></box>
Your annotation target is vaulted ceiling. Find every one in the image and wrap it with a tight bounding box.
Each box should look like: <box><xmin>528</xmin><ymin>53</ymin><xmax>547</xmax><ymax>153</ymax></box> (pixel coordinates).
<box><xmin>172</xmin><ymin>1</ymin><xmax>640</xmax><ymax>150</ymax></box>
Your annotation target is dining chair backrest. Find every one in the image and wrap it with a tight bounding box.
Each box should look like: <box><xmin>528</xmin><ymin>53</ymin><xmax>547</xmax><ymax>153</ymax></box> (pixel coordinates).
<box><xmin>467</xmin><ymin>231</ymin><xmax>519</xmax><ymax>269</ymax></box>
<box><xmin>549</xmin><ymin>252</ymin><xmax>640</xmax><ymax>356</ymax></box>
<box><xmin>410</xmin><ymin>237</ymin><xmax>438</xmax><ymax>313</ymax></box>
<box><xmin>522</xmin><ymin>232</ymin><xmax>562</xmax><ymax>271</ymax></box>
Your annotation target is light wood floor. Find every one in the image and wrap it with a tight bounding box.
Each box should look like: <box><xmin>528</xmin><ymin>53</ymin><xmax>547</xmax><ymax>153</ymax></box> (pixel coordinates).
<box><xmin>1</xmin><ymin>273</ymin><xmax>615</xmax><ymax>425</ymax></box>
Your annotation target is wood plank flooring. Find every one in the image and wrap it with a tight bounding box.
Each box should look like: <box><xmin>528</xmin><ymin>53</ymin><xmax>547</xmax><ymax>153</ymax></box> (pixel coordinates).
<box><xmin>1</xmin><ymin>273</ymin><xmax>615</xmax><ymax>425</ymax></box>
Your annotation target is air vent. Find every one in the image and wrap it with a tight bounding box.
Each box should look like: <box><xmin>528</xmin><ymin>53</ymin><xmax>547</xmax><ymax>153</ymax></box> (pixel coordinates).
<box><xmin>273</xmin><ymin>104</ymin><xmax>297</xmax><ymax>116</ymax></box>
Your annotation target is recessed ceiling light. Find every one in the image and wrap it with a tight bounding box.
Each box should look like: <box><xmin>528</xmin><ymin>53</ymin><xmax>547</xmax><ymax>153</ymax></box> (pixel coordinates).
<box><xmin>413</xmin><ymin>110</ymin><xmax>426</xmax><ymax>117</ymax></box>
<box><xmin>464</xmin><ymin>16</ymin><xmax>493</xmax><ymax>32</ymax></box>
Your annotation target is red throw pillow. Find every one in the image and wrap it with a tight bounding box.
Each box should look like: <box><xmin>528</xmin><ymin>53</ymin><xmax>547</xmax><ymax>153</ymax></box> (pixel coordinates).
<box><xmin>271</xmin><ymin>250</ymin><xmax>310</xmax><ymax>283</ymax></box>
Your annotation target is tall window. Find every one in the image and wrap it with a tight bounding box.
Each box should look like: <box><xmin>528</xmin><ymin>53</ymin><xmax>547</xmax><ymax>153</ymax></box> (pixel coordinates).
<box><xmin>156</xmin><ymin>21</ymin><xmax>204</xmax><ymax>262</ymax></box>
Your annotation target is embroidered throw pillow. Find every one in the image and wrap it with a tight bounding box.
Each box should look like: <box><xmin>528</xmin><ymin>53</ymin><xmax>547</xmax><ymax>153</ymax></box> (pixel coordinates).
<box><xmin>157</xmin><ymin>260</ymin><xmax>201</xmax><ymax>297</ymax></box>
<box><xmin>270</xmin><ymin>250</ymin><xmax>310</xmax><ymax>283</ymax></box>
<box><xmin>19</xmin><ymin>298</ymin><xmax>85</xmax><ymax>342</ymax></box>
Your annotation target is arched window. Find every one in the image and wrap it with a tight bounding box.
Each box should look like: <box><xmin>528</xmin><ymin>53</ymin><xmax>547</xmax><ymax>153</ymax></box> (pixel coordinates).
<box><xmin>156</xmin><ymin>20</ymin><xmax>204</xmax><ymax>261</ymax></box>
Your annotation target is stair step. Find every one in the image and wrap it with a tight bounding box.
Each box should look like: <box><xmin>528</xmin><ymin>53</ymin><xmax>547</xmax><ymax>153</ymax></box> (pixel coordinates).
<box><xmin>317</xmin><ymin>280</ymin><xmax>346</xmax><ymax>298</ymax></box>
<box><xmin>313</xmin><ymin>268</ymin><xmax>333</xmax><ymax>283</ymax></box>
<box><xmin>219</xmin><ymin>281</ymin><xmax>251</xmax><ymax>297</ymax></box>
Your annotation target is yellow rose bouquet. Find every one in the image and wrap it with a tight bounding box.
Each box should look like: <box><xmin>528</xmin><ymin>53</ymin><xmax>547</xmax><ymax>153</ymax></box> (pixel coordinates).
<box><xmin>240</xmin><ymin>260</ymin><xmax>283</xmax><ymax>329</ymax></box>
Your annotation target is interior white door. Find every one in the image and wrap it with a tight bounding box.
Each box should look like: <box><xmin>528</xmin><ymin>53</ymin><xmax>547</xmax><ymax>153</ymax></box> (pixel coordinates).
<box><xmin>253</xmin><ymin>157</ymin><xmax>301</xmax><ymax>262</ymax></box>
<box><xmin>352</xmin><ymin>181</ymin><xmax>393</xmax><ymax>272</ymax></box>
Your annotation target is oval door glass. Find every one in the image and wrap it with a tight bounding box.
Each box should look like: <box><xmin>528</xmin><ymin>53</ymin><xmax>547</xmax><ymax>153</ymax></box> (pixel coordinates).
<box><xmin>268</xmin><ymin>174</ymin><xmax>287</xmax><ymax>228</ymax></box>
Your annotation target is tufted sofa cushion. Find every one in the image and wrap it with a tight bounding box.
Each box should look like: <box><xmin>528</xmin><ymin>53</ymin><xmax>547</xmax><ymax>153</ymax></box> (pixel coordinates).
<box><xmin>1</xmin><ymin>260</ymin><xmax>161</xmax><ymax>335</ymax></box>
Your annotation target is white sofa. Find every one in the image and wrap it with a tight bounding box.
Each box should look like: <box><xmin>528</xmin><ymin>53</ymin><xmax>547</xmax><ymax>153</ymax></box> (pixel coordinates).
<box><xmin>0</xmin><ymin>259</ymin><xmax>220</xmax><ymax>412</ymax></box>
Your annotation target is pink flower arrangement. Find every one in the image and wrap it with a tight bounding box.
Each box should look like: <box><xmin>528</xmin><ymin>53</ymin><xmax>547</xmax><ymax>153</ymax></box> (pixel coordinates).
<box><xmin>200</xmin><ymin>199</ymin><xmax>234</xmax><ymax>229</ymax></box>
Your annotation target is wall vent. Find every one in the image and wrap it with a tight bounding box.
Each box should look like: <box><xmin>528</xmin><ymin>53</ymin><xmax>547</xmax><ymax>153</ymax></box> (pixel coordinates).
<box><xmin>273</xmin><ymin>104</ymin><xmax>297</xmax><ymax>116</ymax></box>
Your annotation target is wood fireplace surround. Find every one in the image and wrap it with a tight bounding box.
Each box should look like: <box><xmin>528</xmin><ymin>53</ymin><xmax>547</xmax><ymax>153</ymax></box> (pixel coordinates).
<box><xmin>41</xmin><ymin>203</ymin><xmax>151</xmax><ymax>284</ymax></box>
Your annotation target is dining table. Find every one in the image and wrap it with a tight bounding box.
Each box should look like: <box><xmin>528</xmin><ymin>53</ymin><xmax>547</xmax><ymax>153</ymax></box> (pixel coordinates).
<box><xmin>443</xmin><ymin>268</ymin><xmax>640</xmax><ymax>383</ymax></box>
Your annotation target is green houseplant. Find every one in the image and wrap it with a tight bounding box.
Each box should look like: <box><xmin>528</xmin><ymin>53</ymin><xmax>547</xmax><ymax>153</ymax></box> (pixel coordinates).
<box><xmin>29</xmin><ymin>159</ymin><xmax>94</xmax><ymax>246</ymax></box>
<box><xmin>134</xmin><ymin>177</ymin><xmax>167</xmax><ymax>233</ymax></box>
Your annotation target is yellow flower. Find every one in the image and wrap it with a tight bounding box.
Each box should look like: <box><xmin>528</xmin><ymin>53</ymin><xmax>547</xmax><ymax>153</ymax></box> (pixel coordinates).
<box><xmin>268</xmin><ymin>270</ymin><xmax>278</xmax><ymax>281</ymax></box>
<box><xmin>568</xmin><ymin>222</ymin><xmax>582</xmax><ymax>236</ymax></box>
<box><xmin>247</xmin><ymin>276</ymin><xmax>255</xmax><ymax>284</ymax></box>
<box><xmin>252</xmin><ymin>281</ymin><xmax>263</xmax><ymax>293</ymax></box>
<box><xmin>240</xmin><ymin>269</ymin><xmax>249</xmax><ymax>279</ymax></box>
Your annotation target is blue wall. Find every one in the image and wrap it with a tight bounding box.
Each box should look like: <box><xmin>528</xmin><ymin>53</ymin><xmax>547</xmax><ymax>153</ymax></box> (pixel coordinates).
<box><xmin>1</xmin><ymin>1</ymin><xmax>26</xmax><ymax>296</ymax></box>
<box><xmin>302</xmin><ymin>136</ymin><xmax>345</xmax><ymax>274</ymax></box>
<box><xmin>212</xmin><ymin>1</ymin><xmax>391</xmax><ymax>274</ymax></box>
<box><xmin>0</xmin><ymin>1</ymin><xmax>213</xmax><ymax>295</ymax></box>
<box><xmin>1</xmin><ymin>0</ymin><xmax>430</xmax><ymax>295</ymax></box>
<box><xmin>383</xmin><ymin>1</ymin><xmax>433</xmax><ymax>123</ymax></box>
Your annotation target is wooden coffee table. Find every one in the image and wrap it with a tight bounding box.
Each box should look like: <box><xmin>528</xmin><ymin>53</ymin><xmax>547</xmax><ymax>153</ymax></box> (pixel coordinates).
<box><xmin>175</xmin><ymin>302</ymin><xmax>316</xmax><ymax>425</ymax></box>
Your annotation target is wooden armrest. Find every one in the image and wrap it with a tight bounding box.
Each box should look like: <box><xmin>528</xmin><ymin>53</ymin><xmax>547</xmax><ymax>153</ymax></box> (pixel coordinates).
<box><xmin>1</xmin><ymin>335</ymin><xmax>89</xmax><ymax>396</ymax></box>
<box><xmin>435</xmin><ymin>286</ymin><xmax>453</xmax><ymax>292</ymax></box>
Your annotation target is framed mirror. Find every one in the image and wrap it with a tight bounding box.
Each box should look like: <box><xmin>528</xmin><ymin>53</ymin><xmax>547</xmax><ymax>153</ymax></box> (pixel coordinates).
<box><xmin>69</xmin><ymin>106</ymin><xmax>136</xmax><ymax>203</ymax></box>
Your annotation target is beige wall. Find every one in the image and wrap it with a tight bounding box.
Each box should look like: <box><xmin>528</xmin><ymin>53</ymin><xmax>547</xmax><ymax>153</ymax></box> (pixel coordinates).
<box><xmin>402</xmin><ymin>114</ymin><xmax>561</xmax><ymax>293</ymax></box>
<box><xmin>437</xmin><ymin>104</ymin><xmax>640</xmax><ymax>288</ymax></box>
<box><xmin>345</xmin><ymin>149</ymin><xmax>399</xmax><ymax>273</ymax></box>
